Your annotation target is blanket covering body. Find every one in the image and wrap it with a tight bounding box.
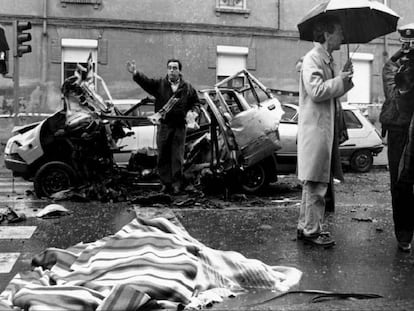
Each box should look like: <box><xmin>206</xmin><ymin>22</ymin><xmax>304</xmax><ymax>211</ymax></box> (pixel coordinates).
<box><xmin>0</xmin><ymin>217</ymin><xmax>302</xmax><ymax>310</ymax></box>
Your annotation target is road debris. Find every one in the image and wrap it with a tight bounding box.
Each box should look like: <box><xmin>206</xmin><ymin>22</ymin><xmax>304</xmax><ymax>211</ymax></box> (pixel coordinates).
<box><xmin>36</xmin><ymin>204</ymin><xmax>71</xmax><ymax>219</ymax></box>
<box><xmin>0</xmin><ymin>207</ymin><xmax>26</xmax><ymax>223</ymax></box>
<box><xmin>351</xmin><ymin>216</ymin><xmax>378</xmax><ymax>223</ymax></box>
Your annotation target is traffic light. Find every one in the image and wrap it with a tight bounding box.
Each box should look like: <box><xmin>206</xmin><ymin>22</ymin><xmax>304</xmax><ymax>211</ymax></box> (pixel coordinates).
<box><xmin>0</xmin><ymin>26</ymin><xmax>9</xmax><ymax>74</ymax></box>
<box><xmin>15</xmin><ymin>21</ymin><xmax>31</xmax><ymax>57</ymax></box>
<box><xmin>0</xmin><ymin>51</ymin><xmax>7</xmax><ymax>75</ymax></box>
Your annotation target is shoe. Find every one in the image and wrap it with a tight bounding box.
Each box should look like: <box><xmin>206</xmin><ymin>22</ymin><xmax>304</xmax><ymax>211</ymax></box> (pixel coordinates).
<box><xmin>172</xmin><ymin>186</ymin><xmax>181</xmax><ymax>195</ymax></box>
<box><xmin>301</xmin><ymin>234</ymin><xmax>336</xmax><ymax>247</ymax></box>
<box><xmin>160</xmin><ymin>185</ymin><xmax>171</xmax><ymax>193</ymax></box>
<box><xmin>297</xmin><ymin>229</ymin><xmax>330</xmax><ymax>240</ymax></box>
<box><xmin>398</xmin><ymin>242</ymin><xmax>411</xmax><ymax>253</ymax></box>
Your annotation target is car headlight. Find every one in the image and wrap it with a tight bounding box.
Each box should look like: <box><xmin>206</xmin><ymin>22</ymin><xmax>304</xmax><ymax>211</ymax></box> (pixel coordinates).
<box><xmin>5</xmin><ymin>138</ymin><xmax>21</xmax><ymax>154</ymax></box>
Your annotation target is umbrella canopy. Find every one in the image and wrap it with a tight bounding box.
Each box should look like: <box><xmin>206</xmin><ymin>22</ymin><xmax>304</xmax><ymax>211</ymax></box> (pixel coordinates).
<box><xmin>297</xmin><ymin>0</ymin><xmax>399</xmax><ymax>44</ymax></box>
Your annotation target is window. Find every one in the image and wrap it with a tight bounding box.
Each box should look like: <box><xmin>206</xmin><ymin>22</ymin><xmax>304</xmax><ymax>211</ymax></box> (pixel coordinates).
<box><xmin>216</xmin><ymin>45</ymin><xmax>248</xmax><ymax>88</ymax></box>
<box><xmin>63</xmin><ymin>62</ymin><xmax>88</xmax><ymax>81</ymax></box>
<box><xmin>61</xmin><ymin>39</ymin><xmax>98</xmax><ymax>85</ymax></box>
<box><xmin>242</xmin><ymin>88</ymin><xmax>270</xmax><ymax>105</ymax></box>
<box><xmin>221</xmin><ymin>91</ymin><xmax>243</xmax><ymax>116</ymax></box>
<box><xmin>344</xmin><ymin>110</ymin><xmax>363</xmax><ymax>129</ymax></box>
<box><xmin>218</xmin><ymin>0</ymin><xmax>245</xmax><ymax>9</ymax></box>
<box><xmin>280</xmin><ymin>105</ymin><xmax>298</xmax><ymax>123</ymax></box>
<box><xmin>217</xmin><ymin>76</ymin><xmax>245</xmax><ymax>88</ymax></box>
<box><xmin>215</xmin><ymin>0</ymin><xmax>250</xmax><ymax>17</ymax></box>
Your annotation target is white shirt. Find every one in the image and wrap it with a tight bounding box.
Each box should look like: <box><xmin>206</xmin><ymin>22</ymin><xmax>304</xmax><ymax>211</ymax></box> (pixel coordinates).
<box><xmin>169</xmin><ymin>79</ymin><xmax>180</xmax><ymax>93</ymax></box>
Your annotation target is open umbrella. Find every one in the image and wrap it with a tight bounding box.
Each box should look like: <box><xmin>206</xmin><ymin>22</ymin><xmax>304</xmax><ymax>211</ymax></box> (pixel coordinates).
<box><xmin>297</xmin><ymin>0</ymin><xmax>399</xmax><ymax>46</ymax></box>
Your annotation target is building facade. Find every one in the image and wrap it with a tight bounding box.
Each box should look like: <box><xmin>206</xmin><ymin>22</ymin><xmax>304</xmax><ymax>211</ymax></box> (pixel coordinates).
<box><xmin>0</xmin><ymin>0</ymin><xmax>412</xmax><ymax>115</ymax></box>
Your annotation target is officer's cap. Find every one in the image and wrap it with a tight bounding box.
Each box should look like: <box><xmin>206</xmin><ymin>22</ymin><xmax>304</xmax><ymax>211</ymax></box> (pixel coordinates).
<box><xmin>399</xmin><ymin>23</ymin><xmax>414</xmax><ymax>42</ymax></box>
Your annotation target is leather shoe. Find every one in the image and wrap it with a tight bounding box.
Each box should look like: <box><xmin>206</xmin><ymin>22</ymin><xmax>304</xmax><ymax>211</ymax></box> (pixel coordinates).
<box><xmin>297</xmin><ymin>229</ymin><xmax>330</xmax><ymax>240</ymax></box>
<box><xmin>398</xmin><ymin>242</ymin><xmax>411</xmax><ymax>253</ymax></box>
<box><xmin>301</xmin><ymin>234</ymin><xmax>335</xmax><ymax>247</ymax></box>
<box><xmin>172</xmin><ymin>185</ymin><xmax>181</xmax><ymax>195</ymax></box>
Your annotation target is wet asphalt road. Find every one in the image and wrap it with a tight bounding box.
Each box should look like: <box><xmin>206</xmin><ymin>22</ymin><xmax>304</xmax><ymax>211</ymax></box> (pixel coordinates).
<box><xmin>1</xmin><ymin>151</ymin><xmax>414</xmax><ymax>310</ymax></box>
<box><xmin>177</xmin><ymin>206</ymin><xmax>414</xmax><ymax>309</ymax></box>
<box><xmin>1</xmin><ymin>196</ymin><xmax>414</xmax><ymax>310</ymax></box>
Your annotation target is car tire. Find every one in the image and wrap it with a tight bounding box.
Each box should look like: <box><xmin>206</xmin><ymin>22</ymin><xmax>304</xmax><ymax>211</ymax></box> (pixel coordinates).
<box><xmin>240</xmin><ymin>162</ymin><xmax>267</xmax><ymax>193</ymax></box>
<box><xmin>350</xmin><ymin>149</ymin><xmax>373</xmax><ymax>173</ymax></box>
<box><xmin>34</xmin><ymin>161</ymin><xmax>77</xmax><ymax>198</ymax></box>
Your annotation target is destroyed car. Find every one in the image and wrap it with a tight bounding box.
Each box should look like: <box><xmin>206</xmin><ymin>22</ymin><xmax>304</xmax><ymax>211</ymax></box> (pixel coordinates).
<box><xmin>117</xmin><ymin>69</ymin><xmax>285</xmax><ymax>193</ymax></box>
<box><xmin>4</xmin><ymin>67</ymin><xmax>284</xmax><ymax>197</ymax></box>
<box><xmin>4</xmin><ymin>61</ymin><xmax>132</xmax><ymax>198</ymax></box>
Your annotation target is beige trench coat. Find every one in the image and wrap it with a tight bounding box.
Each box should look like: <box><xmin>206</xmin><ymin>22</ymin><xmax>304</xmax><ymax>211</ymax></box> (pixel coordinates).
<box><xmin>297</xmin><ymin>43</ymin><xmax>353</xmax><ymax>183</ymax></box>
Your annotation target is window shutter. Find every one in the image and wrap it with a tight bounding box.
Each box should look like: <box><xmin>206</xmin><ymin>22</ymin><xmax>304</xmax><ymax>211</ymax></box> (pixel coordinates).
<box><xmin>98</xmin><ymin>39</ymin><xmax>108</xmax><ymax>65</ymax></box>
<box><xmin>247</xmin><ymin>47</ymin><xmax>256</xmax><ymax>70</ymax></box>
<box><xmin>208</xmin><ymin>46</ymin><xmax>216</xmax><ymax>69</ymax></box>
<box><xmin>50</xmin><ymin>38</ymin><xmax>61</xmax><ymax>63</ymax></box>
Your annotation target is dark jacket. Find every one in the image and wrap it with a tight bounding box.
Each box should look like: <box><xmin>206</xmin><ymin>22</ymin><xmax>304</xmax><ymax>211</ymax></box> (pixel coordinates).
<box><xmin>133</xmin><ymin>72</ymin><xmax>200</xmax><ymax>127</ymax></box>
<box><xmin>382</xmin><ymin>56</ymin><xmax>414</xmax><ymax>184</ymax></box>
<box><xmin>381</xmin><ymin>58</ymin><xmax>414</xmax><ymax>132</ymax></box>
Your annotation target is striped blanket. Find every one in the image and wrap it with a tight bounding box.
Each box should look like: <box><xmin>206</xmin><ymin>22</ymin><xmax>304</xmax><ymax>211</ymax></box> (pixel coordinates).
<box><xmin>0</xmin><ymin>217</ymin><xmax>302</xmax><ymax>310</ymax></box>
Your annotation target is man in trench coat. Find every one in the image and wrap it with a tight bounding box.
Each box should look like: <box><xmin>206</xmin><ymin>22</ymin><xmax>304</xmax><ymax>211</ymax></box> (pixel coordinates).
<box><xmin>297</xmin><ymin>15</ymin><xmax>354</xmax><ymax>247</ymax></box>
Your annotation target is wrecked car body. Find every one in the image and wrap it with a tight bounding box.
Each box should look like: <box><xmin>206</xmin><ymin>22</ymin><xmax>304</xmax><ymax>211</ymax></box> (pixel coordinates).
<box><xmin>197</xmin><ymin>70</ymin><xmax>284</xmax><ymax>192</ymax></box>
<box><xmin>4</xmin><ymin>62</ymin><xmax>131</xmax><ymax>198</ymax></box>
<box><xmin>124</xmin><ymin>69</ymin><xmax>285</xmax><ymax>193</ymax></box>
<box><xmin>4</xmin><ymin>66</ymin><xmax>284</xmax><ymax>198</ymax></box>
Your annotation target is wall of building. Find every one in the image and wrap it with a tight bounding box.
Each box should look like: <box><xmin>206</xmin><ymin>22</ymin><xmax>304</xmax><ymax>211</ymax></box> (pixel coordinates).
<box><xmin>0</xmin><ymin>0</ymin><xmax>412</xmax><ymax>118</ymax></box>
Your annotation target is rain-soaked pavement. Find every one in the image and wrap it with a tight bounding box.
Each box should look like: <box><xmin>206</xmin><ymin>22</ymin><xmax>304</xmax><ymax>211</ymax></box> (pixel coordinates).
<box><xmin>176</xmin><ymin>206</ymin><xmax>414</xmax><ymax>310</ymax></box>
<box><xmin>2</xmin><ymin>195</ymin><xmax>414</xmax><ymax>310</ymax></box>
<box><xmin>1</xmin><ymin>153</ymin><xmax>414</xmax><ymax>309</ymax></box>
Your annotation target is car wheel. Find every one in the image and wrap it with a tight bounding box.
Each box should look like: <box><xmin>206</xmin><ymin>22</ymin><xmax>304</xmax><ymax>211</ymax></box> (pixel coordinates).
<box><xmin>350</xmin><ymin>149</ymin><xmax>373</xmax><ymax>173</ymax></box>
<box><xmin>240</xmin><ymin>162</ymin><xmax>266</xmax><ymax>193</ymax></box>
<box><xmin>34</xmin><ymin>161</ymin><xmax>77</xmax><ymax>198</ymax></box>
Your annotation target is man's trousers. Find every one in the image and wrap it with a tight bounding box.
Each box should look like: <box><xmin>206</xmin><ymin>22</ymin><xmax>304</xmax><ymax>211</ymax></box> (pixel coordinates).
<box><xmin>298</xmin><ymin>181</ymin><xmax>328</xmax><ymax>237</ymax></box>
<box><xmin>156</xmin><ymin>123</ymin><xmax>186</xmax><ymax>188</ymax></box>
<box><xmin>387</xmin><ymin>129</ymin><xmax>414</xmax><ymax>244</ymax></box>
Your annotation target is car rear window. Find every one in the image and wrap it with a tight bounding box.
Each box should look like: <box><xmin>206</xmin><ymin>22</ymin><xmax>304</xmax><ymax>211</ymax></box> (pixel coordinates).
<box><xmin>344</xmin><ymin>110</ymin><xmax>362</xmax><ymax>129</ymax></box>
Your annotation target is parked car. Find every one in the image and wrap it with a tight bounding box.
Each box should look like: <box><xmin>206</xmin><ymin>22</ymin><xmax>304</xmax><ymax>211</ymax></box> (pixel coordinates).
<box><xmin>275</xmin><ymin>102</ymin><xmax>384</xmax><ymax>173</ymax></box>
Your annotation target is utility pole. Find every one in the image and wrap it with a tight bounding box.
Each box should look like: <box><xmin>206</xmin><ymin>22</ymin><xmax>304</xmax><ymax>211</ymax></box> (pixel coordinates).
<box><xmin>12</xmin><ymin>20</ymin><xmax>32</xmax><ymax>125</ymax></box>
<box><xmin>383</xmin><ymin>0</ymin><xmax>390</xmax><ymax>64</ymax></box>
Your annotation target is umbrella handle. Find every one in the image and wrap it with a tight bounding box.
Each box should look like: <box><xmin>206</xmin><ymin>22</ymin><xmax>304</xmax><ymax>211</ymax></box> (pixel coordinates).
<box><xmin>346</xmin><ymin>43</ymin><xmax>350</xmax><ymax>60</ymax></box>
<box><xmin>348</xmin><ymin>44</ymin><xmax>360</xmax><ymax>60</ymax></box>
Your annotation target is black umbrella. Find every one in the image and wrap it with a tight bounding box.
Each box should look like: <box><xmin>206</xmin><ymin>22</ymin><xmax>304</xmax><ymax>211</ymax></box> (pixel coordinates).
<box><xmin>297</xmin><ymin>0</ymin><xmax>399</xmax><ymax>54</ymax></box>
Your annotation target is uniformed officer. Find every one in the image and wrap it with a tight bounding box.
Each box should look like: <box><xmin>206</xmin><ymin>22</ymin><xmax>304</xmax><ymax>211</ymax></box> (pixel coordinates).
<box><xmin>381</xmin><ymin>23</ymin><xmax>414</xmax><ymax>252</ymax></box>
